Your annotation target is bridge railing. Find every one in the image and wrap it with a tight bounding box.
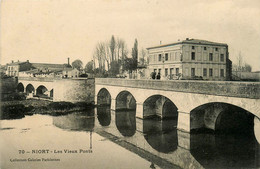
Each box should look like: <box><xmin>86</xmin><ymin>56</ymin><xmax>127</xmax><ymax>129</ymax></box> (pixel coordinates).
<box><xmin>95</xmin><ymin>78</ymin><xmax>260</xmax><ymax>99</ymax></box>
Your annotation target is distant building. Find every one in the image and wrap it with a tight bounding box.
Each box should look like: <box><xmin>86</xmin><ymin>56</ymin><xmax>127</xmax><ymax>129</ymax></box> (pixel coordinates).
<box><xmin>6</xmin><ymin>60</ymin><xmax>32</xmax><ymax>77</ymax></box>
<box><xmin>6</xmin><ymin>59</ymin><xmax>71</xmax><ymax>78</ymax></box>
<box><xmin>147</xmin><ymin>38</ymin><xmax>232</xmax><ymax>81</ymax></box>
<box><xmin>62</xmin><ymin>68</ymin><xmax>80</xmax><ymax>78</ymax></box>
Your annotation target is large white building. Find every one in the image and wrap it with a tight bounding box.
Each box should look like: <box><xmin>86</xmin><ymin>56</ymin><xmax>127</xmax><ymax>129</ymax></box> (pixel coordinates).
<box><xmin>147</xmin><ymin>38</ymin><xmax>232</xmax><ymax>81</ymax></box>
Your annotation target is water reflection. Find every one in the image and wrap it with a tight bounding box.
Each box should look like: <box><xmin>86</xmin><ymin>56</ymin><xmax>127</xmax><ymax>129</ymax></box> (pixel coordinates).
<box><xmin>190</xmin><ymin>133</ymin><xmax>260</xmax><ymax>168</ymax></box>
<box><xmin>115</xmin><ymin>109</ymin><xmax>136</xmax><ymax>137</ymax></box>
<box><xmin>143</xmin><ymin>118</ymin><xmax>178</xmax><ymax>153</ymax></box>
<box><xmin>53</xmin><ymin>110</ymin><xmax>95</xmax><ymax>131</ymax></box>
<box><xmin>97</xmin><ymin>105</ymin><xmax>111</xmax><ymax>126</ymax></box>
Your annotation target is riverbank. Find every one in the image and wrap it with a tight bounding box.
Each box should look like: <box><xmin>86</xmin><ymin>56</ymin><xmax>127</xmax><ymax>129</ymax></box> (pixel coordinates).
<box><xmin>0</xmin><ymin>99</ymin><xmax>95</xmax><ymax>120</ymax></box>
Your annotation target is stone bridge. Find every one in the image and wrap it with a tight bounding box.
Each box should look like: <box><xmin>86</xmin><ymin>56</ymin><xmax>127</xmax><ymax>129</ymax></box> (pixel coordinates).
<box><xmin>17</xmin><ymin>77</ymin><xmax>95</xmax><ymax>102</ymax></box>
<box><xmin>17</xmin><ymin>77</ymin><xmax>260</xmax><ymax>143</ymax></box>
<box><xmin>18</xmin><ymin>77</ymin><xmax>54</xmax><ymax>97</ymax></box>
<box><xmin>95</xmin><ymin>78</ymin><xmax>260</xmax><ymax>143</ymax></box>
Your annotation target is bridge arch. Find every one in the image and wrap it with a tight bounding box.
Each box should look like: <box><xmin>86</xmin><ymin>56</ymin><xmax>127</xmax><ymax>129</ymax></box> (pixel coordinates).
<box><xmin>26</xmin><ymin>84</ymin><xmax>35</xmax><ymax>95</ymax></box>
<box><xmin>143</xmin><ymin>95</ymin><xmax>178</xmax><ymax>121</ymax></box>
<box><xmin>36</xmin><ymin>85</ymin><xmax>48</xmax><ymax>97</ymax></box>
<box><xmin>116</xmin><ymin>91</ymin><xmax>136</xmax><ymax>110</ymax></box>
<box><xmin>17</xmin><ymin>83</ymin><xmax>24</xmax><ymax>92</ymax></box>
<box><xmin>190</xmin><ymin>102</ymin><xmax>260</xmax><ymax>142</ymax></box>
<box><xmin>97</xmin><ymin>88</ymin><xmax>111</xmax><ymax>106</ymax></box>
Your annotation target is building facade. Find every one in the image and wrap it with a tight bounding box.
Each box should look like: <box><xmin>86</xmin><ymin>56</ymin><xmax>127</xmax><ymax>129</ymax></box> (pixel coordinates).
<box><xmin>62</xmin><ymin>68</ymin><xmax>80</xmax><ymax>78</ymax></box>
<box><xmin>6</xmin><ymin>60</ymin><xmax>32</xmax><ymax>77</ymax></box>
<box><xmin>147</xmin><ymin>38</ymin><xmax>232</xmax><ymax>81</ymax></box>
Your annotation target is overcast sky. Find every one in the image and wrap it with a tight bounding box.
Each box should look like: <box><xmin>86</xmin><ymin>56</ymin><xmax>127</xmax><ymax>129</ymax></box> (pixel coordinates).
<box><xmin>1</xmin><ymin>0</ymin><xmax>260</xmax><ymax>71</ymax></box>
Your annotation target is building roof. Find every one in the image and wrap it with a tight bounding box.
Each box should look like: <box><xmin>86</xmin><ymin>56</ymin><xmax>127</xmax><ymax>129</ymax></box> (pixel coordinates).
<box><xmin>147</xmin><ymin>38</ymin><xmax>228</xmax><ymax>50</ymax></box>
<box><xmin>7</xmin><ymin>61</ymin><xmax>29</xmax><ymax>66</ymax></box>
<box><xmin>31</xmin><ymin>63</ymin><xmax>65</xmax><ymax>69</ymax></box>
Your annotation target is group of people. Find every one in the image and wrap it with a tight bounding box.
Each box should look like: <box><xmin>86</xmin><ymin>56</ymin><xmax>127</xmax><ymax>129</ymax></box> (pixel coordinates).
<box><xmin>150</xmin><ymin>72</ymin><xmax>161</xmax><ymax>80</ymax></box>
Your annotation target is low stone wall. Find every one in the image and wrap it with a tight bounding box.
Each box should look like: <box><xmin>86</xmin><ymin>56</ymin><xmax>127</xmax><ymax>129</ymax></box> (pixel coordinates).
<box><xmin>53</xmin><ymin>78</ymin><xmax>95</xmax><ymax>103</ymax></box>
<box><xmin>95</xmin><ymin>78</ymin><xmax>260</xmax><ymax>99</ymax></box>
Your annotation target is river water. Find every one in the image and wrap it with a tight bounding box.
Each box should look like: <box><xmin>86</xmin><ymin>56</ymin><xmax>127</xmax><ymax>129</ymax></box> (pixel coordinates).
<box><xmin>1</xmin><ymin>107</ymin><xmax>259</xmax><ymax>169</ymax></box>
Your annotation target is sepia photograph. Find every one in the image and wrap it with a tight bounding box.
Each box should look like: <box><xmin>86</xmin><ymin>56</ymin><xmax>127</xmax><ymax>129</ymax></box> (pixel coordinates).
<box><xmin>0</xmin><ymin>0</ymin><xmax>260</xmax><ymax>168</ymax></box>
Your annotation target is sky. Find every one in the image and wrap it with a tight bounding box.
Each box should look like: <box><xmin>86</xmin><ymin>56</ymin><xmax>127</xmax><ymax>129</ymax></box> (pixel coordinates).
<box><xmin>1</xmin><ymin>0</ymin><xmax>260</xmax><ymax>71</ymax></box>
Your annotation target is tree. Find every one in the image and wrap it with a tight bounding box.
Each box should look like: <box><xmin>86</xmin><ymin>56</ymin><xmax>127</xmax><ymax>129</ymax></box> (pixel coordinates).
<box><xmin>131</xmin><ymin>39</ymin><xmax>138</xmax><ymax>70</ymax></box>
<box><xmin>243</xmin><ymin>63</ymin><xmax>252</xmax><ymax>72</ymax></box>
<box><xmin>139</xmin><ymin>48</ymin><xmax>147</xmax><ymax>65</ymax></box>
<box><xmin>110</xmin><ymin>35</ymin><xmax>116</xmax><ymax>61</ymax></box>
<box><xmin>232</xmin><ymin>51</ymin><xmax>252</xmax><ymax>72</ymax></box>
<box><xmin>122</xmin><ymin>58</ymin><xmax>136</xmax><ymax>73</ymax></box>
<box><xmin>93</xmin><ymin>35</ymin><xmax>128</xmax><ymax>75</ymax></box>
<box><xmin>72</xmin><ymin>59</ymin><xmax>83</xmax><ymax>70</ymax></box>
<box><xmin>85</xmin><ymin>61</ymin><xmax>94</xmax><ymax>73</ymax></box>
<box><xmin>109</xmin><ymin>60</ymin><xmax>120</xmax><ymax>76</ymax></box>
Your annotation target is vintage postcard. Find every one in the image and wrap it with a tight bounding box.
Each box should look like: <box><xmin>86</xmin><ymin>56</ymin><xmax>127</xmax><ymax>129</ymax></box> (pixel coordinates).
<box><xmin>1</xmin><ymin>0</ymin><xmax>260</xmax><ymax>169</ymax></box>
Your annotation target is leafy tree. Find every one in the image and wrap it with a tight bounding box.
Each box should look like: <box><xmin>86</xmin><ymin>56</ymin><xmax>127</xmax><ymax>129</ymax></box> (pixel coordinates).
<box><xmin>109</xmin><ymin>60</ymin><xmax>120</xmax><ymax>76</ymax></box>
<box><xmin>243</xmin><ymin>63</ymin><xmax>252</xmax><ymax>72</ymax></box>
<box><xmin>72</xmin><ymin>59</ymin><xmax>83</xmax><ymax>70</ymax></box>
<box><xmin>122</xmin><ymin>58</ymin><xmax>136</xmax><ymax>73</ymax></box>
<box><xmin>85</xmin><ymin>61</ymin><xmax>94</xmax><ymax>73</ymax></box>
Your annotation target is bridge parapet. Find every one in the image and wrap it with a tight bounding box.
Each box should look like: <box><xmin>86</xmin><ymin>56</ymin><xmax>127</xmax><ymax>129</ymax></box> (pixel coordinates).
<box><xmin>18</xmin><ymin>77</ymin><xmax>58</xmax><ymax>82</ymax></box>
<box><xmin>95</xmin><ymin>78</ymin><xmax>260</xmax><ymax>99</ymax></box>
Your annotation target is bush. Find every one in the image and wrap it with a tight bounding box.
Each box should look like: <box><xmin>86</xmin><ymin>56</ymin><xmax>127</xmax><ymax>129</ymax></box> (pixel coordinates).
<box><xmin>79</xmin><ymin>74</ymin><xmax>88</xmax><ymax>78</ymax></box>
<box><xmin>48</xmin><ymin>102</ymin><xmax>76</xmax><ymax>110</ymax></box>
<box><xmin>1</xmin><ymin>92</ymin><xmax>26</xmax><ymax>101</ymax></box>
<box><xmin>1</xmin><ymin>104</ymin><xmax>26</xmax><ymax>119</ymax></box>
<box><xmin>74</xmin><ymin>102</ymin><xmax>95</xmax><ymax>109</ymax></box>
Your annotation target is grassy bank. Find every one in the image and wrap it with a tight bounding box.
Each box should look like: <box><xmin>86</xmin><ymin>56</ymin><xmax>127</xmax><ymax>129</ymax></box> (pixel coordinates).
<box><xmin>0</xmin><ymin>99</ymin><xmax>95</xmax><ymax>120</ymax></box>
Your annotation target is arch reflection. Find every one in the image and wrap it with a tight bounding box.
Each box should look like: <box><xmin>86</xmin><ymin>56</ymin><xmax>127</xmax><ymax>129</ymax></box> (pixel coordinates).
<box><xmin>143</xmin><ymin>119</ymin><xmax>178</xmax><ymax>153</ymax></box>
<box><xmin>190</xmin><ymin>133</ymin><xmax>260</xmax><ymax>169</ymax></box>
<box><xmin>116</xmin><ymin>109</ymin><xmax>136</xmax><ymax>137</ymax></box>
<box><xmin>53</xmin><ymin>110</ymin><xmax>95</xmax><ymax>131</ymax></box>
<box><xmin>97</xmin><ymin>105</ymin><xmax>111</xmax><ymax>127</ymax></box>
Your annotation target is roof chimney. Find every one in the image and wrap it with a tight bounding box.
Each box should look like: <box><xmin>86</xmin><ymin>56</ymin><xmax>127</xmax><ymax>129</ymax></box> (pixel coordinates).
<box><xmin>27</xmin><ymin>60</ymin><xmax>29</xmax><ymax>62</ymax></box>
<box><xmin>186</xmin><ymin>38</ymin><xmax>189</xmax><ymax>40</ymax></box>
<box><xmin>11</xmin><ymin>60</ymin><xmax>14</xmax><ymax>63</ymax></box>
<box><xmin>67</xmin><ymin>57</ymin><xmax>70</xmax><ymax>65</ymax></box>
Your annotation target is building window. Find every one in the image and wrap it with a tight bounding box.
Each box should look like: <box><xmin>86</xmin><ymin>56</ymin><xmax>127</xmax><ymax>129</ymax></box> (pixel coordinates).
<box><xmin>215</xmin><ymin>48</ymin><xmax>218</xmax><ymax>51</ymax></box>
<box><xmin>158</xmin><ymin>54</ymin><xmax>162</xmax><ymax>61</ymax></box>
<box><xmin>192</xmin><ymin>46</ymin><xmax>195</xmax><ymax>50</ymax></box>
<box><xmin>170</xmin><ymin>68</ymin><xmax>173</xmax><ymax>76</ymax></box>
<box><xmin>220</xmin><ymin>54</ymin><xmax>224</xmax><ymax>62</ymax></box>
<box><xmin>176</xmin><ymin>68</ymin><xmax>179</xmax><ymax>75</ymax></box>
<box><xmin>165</xmin><ymin>68</ymin><xmax>168</xmax><ymax>76</ymax></box>
<box><xmin>220</xmin><ymin>69</ymin><xmax>224</xmax><ymax>77</ymax></box>
<box><xmin>191</xmin><ymin>52</ymin><xmax>195</xmax><ymax>60</ymax></box>
<box><xmin>165</xmin><ymin>53</ymin><xmax>168</xmax><ymax>61</ymax></box>
<box><xmin>209</xmin><ymin>53</ymin><xmax>213</xmax><ymax>61</ymax></box>
<box><xmin>204</xmin><ymin>47</ymin><xmax>207</xmax><ymax>50</ymax></box>
<box><xmin>209</xmin><ymin>68</ymin><xmax>213</xmax><ymax>77</ymax></box>
<box><xmin>191</xmin><ymin>68</ymin><xmax>195</xmax><ymax>77</ymax></box>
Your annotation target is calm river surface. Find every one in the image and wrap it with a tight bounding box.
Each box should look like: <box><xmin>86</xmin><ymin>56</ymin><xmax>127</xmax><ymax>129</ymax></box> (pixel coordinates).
<box><xmin>1</xmin><ymin>107</ymin><xmax>259</xmax><ymax>169</ymax></box>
